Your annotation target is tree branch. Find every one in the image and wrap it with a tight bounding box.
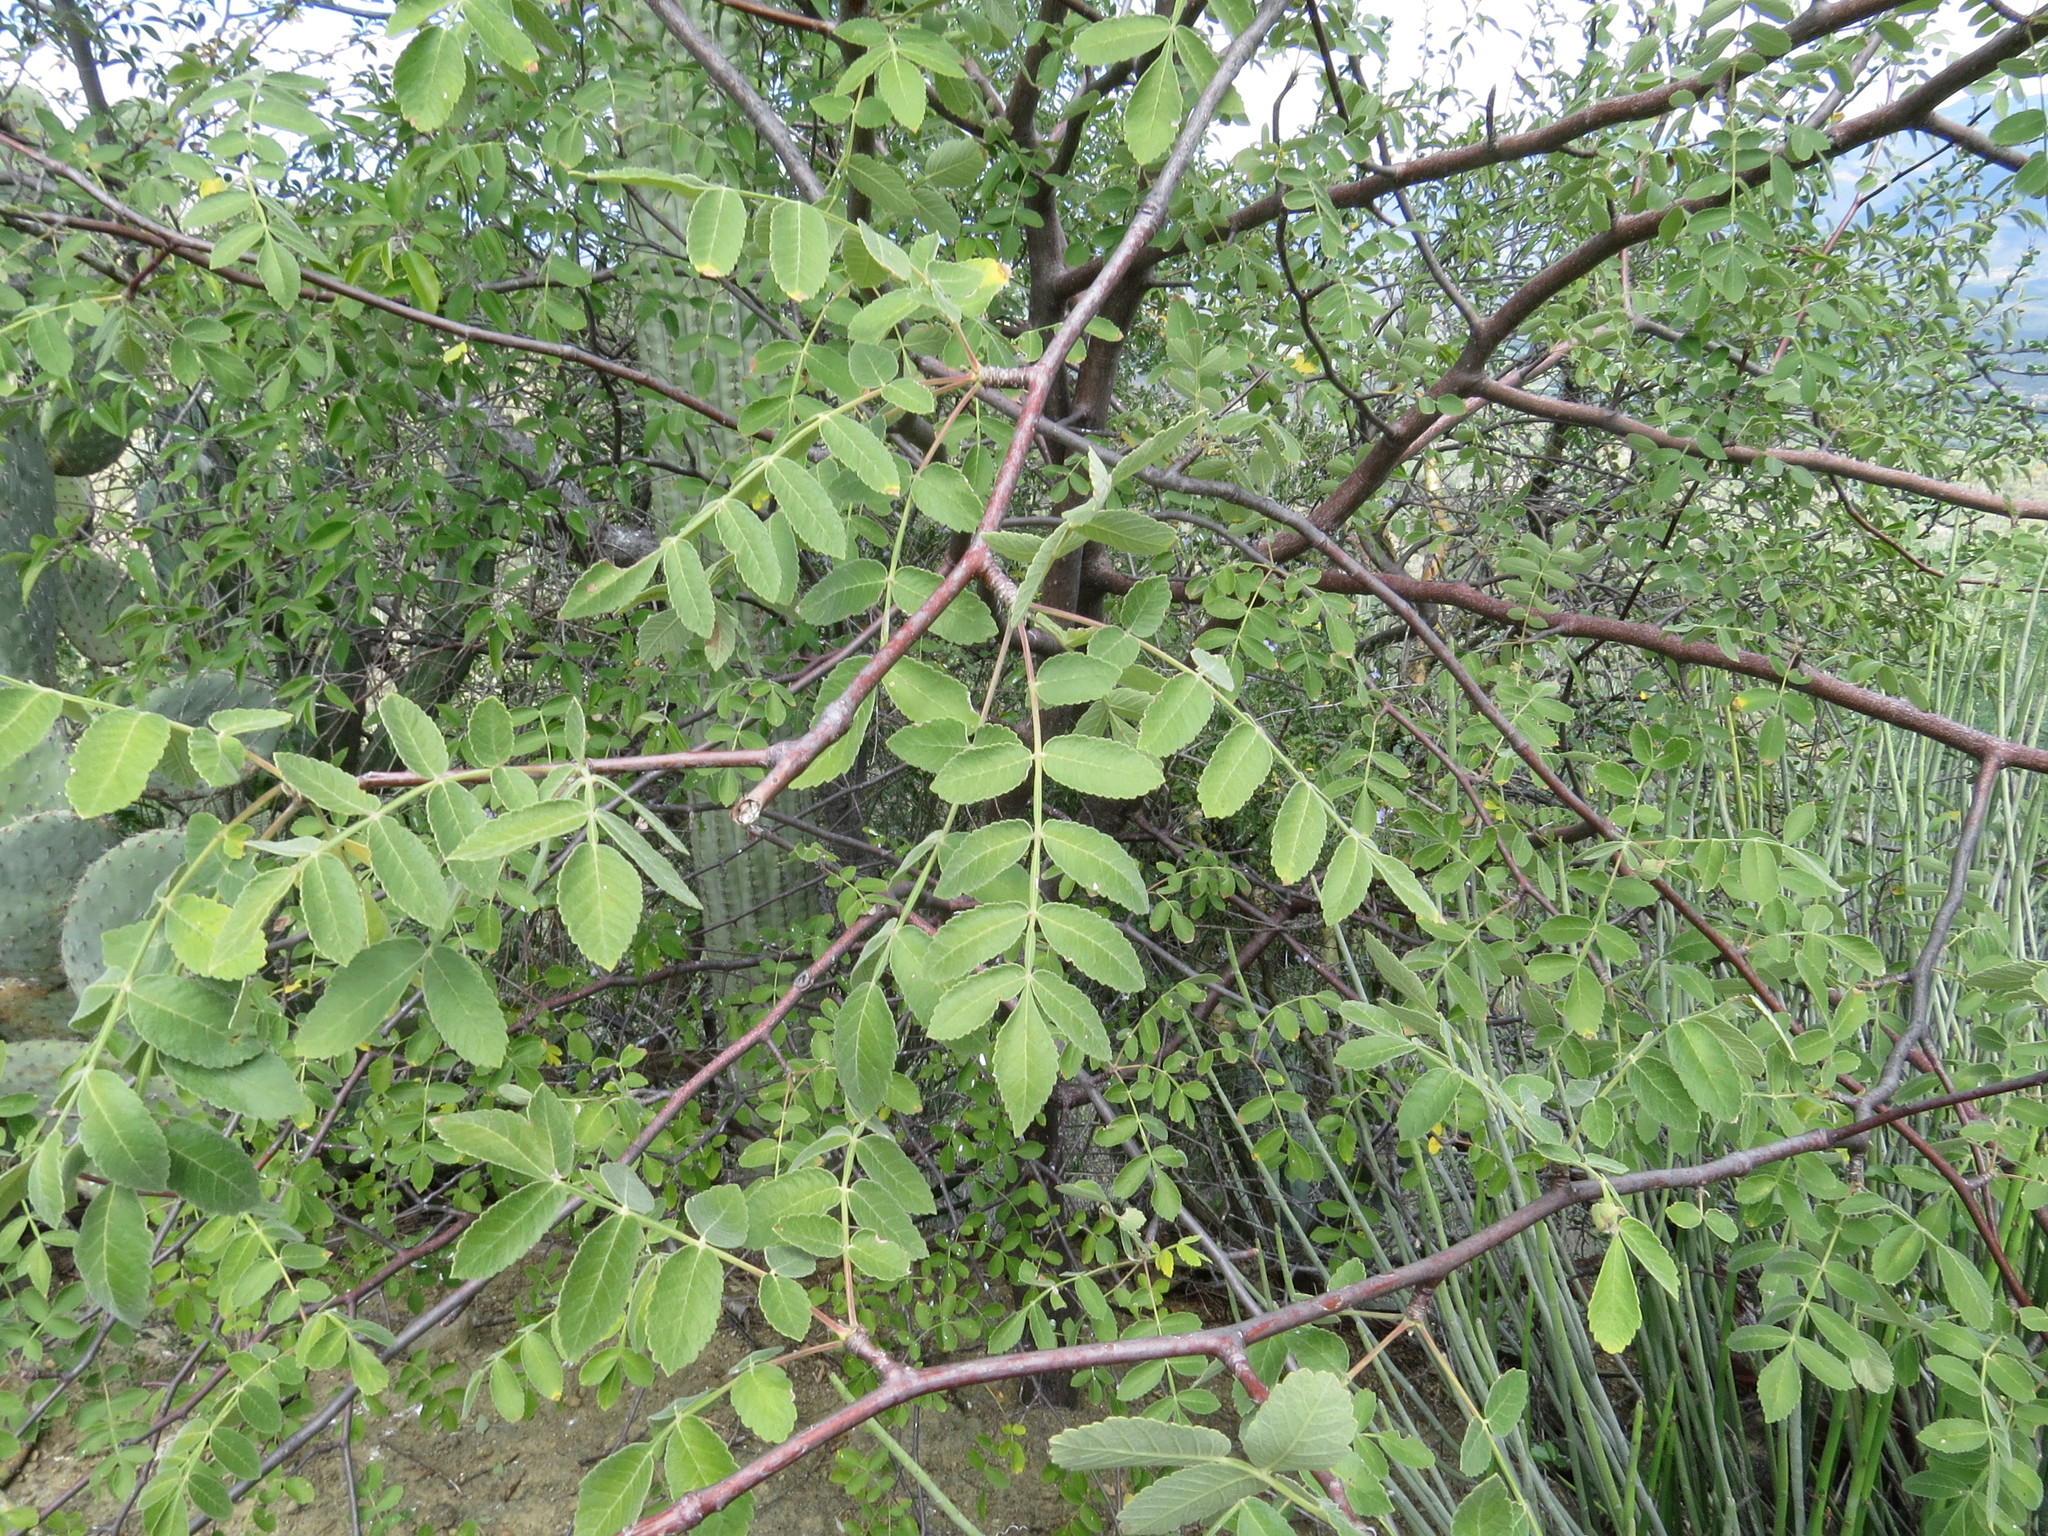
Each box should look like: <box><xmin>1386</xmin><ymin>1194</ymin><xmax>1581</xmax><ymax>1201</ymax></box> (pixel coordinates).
<box><xmin>356</xmin><ymin>746</ymin><xmax>776</xmax><ymax>791</ymax></box>
<box><xmin>622</xmin><ymin>1066</ymin><xmax>2048</xmax><ymax>1536</ymax></box>
<box><xmin>1860</xmin><ymin>755</ymin><xmax>2009</xmax><ymax>1112</ymax></box>
<box><xmin>1273</xmin><ymin>1</ymin><xmax>2048</xmax><ymax>559</ymax></box>
<box><xmin>0</xmin><ymin>152</ymin><xmax>743</xmax><ymax>433</ymax></box>
<box><xmin>1051</xmin><ymin>0</ymin><xmax>1911</xmax><ymax>299</ymax></box>
<box><xmin>642</xmin><ymin>0</ymin><xmax>830</xmax><ymax>202</ymax></box>
<box><xmin>731</xmin><ymin>0</ymin><xmax>1290</xmax><ymax>822</ymax></box>
<box><xmin>1472</xmin><ymin>377</ymin><xmax>2048</xmax><ymax>521</ymax></box>
<box><xmin>1914</xmin><ymin>109</ymin><xmax>2030</xmax><ymax>171</ymax></box>
<box><xmin>702</xmin><ymin>0</ymin><xmax>835</xmax><ymax>33</ymax></box>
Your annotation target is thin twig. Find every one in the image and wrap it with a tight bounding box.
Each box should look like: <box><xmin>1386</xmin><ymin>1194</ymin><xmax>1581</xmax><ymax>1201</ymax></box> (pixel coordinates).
<box><xmin>1861</xmin><ymin>754</ymin><xmax>2007</xmax><ymax>1112</ymax></box>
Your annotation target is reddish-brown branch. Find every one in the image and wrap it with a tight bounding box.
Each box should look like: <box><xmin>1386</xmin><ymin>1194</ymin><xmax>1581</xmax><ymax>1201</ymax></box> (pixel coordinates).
<box><xmin>1914</xmin><ymin>110</ymin><xmax>2031</xmax><ymax>171</ymax></box>
<box><xmin>732</xmin><ymin>544</ymin><xmax>989</xmax><ymax>821</ymax></box>
<box><xmin>1294</xmin><ymin>570</ymin><xmax>2048</xmax><ymax>775</ymax></box>
<box><xmin>1238</xmin><ymin>503</ymin><xmax>1801</xmax><ymax>1018</ymax></box>
<box><xmin>1049</xmin><ymin>0</ymin><xmax>1909</xmax><ymax>300</ymax></box>
<box><xmin>178</xmin><ymin>901</ymin><xmax>899</xmax><ymax>1533</ymax></box>
<box><xmin>0</xmin><ymin>134</ymin><xmax>743</xmax><ymax>432</ymax></box>
<box><xmin>730</xmin><ymin>0</ymin><xmax>1289</xmax><ymax>821</ymax></box>
<box><xmin>119</xmin><ymin>245</ymin><xmax>168</xmax><ymax>299</ymax></box>
<box><xmin>1267</xmin><ymin>3</ymin><xmax>2048</xmax><ymax>560</ymax></box>
<box><xmin>1891</xmin><ymin>1119</ymin><xmax>2033</xmax><ymax>1312</ymax></box>
<box><xmin>622</xmin><ymin>1067</ymin><xmax>2048</xmax><ymax>1536</ymax></box>
<box><xmin>703</xmin><ymin>0</ymin><xmax>835</xmax><ymax>31</ymax></box>
<box><xmin>1472</xmin><ymin>379</ymin><xmax>2048</xmax><ymax>520</ymax></box>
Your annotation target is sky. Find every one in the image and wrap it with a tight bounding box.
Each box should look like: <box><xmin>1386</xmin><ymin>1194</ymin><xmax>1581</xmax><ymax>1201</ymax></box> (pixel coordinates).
<box><xmin>13</xmin><ymin>0</ymin><xmax>1570</xmax><ymax>139</ymax></box>
<box><xmin>1213</xmin><ymin>2</ymin><xmax>1578</xmax><ymax>157</ymax></box>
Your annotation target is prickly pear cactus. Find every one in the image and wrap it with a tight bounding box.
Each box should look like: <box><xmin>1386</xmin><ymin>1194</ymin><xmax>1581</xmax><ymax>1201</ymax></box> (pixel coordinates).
<box><xmin>54</xmin><ymin>549</ymin><xmax>139</xmax><ymax>666</ymax></box>
<box><xmin>61</xmin><ymin>827</ymin><xmax>184</xmax><ymax>994</ymax></box>
<box><xmin>147</xmin><ymin>672</ymin><xmax>279</xmax><ymax>791</ymax></box>
<box><xmin>0</xmin><ymin>1038</ymin><xmax>82</xmax><ymax>1112</ymax></box>
<box><xmin>0</xmin><ymin>812</ymin><xmax>118</xmax><ymax>976</ymax></box>
<box><xmin>0</xmin><ymin>732</ymin><xmax>68</xmax><ymax>822</ymax></box>
<box><xmin>41</xmin><ymin>397</ymin><xmax>129</xmax><ymax>478</ymax></box>
<box><xmin>132</xmin><ymin>476</ymin><xmax>183</xmax><ymax>587</ymax></box>
<box><xmin>0</xmin><ymin>414</ymin><xmax>58</xmax><ymax>685</ymax></box>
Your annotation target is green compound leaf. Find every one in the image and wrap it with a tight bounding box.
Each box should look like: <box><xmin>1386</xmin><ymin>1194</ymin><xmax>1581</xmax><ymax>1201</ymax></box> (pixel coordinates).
<box><xmin>766</xmin><ymin>197</ymin><xmax>833</xmax><ymax>302</ymax></box>
<box><xmin>1035</xmin><ymin>902</ymin><xmax>1143</xmax><ymax>991</ymax></box>
<box><xmin>367</xmin><ymin>819</ymin><xmax>455</xmax><ymax>930</ymax></box>
<box><xmin>299</xmin><ymin>851</ymin><xmax>367</xmax><ymax>965</ymax></box>
<box><xmin>377</xmin><ymin>694</ymin><xmax>450</xmax><ymax>778</ymax></box>
<box><xmin>127</xmin><ymin>974</ymin><xmax>259</xmax><ymax>1069</ymax></box>
<box><xmin>1041</xmin><ymin>820</ymin><xmax>1149</xmax><ymax>911</ymax></box>
<box><xmin>1588</xmin><ymin>1237</ymin><xmax>1642</xmax><ymax>1354</ymax></box>
<box><xmin>393</xmin><ymin>24</ymin><xmax>467</xmax><ymax>131</ymax></box>
<box><xmin>1123</xmin><ymin>55</ymin><xmax>1183</xmax><ymax>164</ymax></box>
<box><xmin>572</xmin><ymin>1441</ymin><xmax>655</xmax><ymax>1536</ymax></box>
<box><xmin>1240</xmin><ymin>1370</ymin><xmax>1354</xmax><ymax>1471</ymax></box>
<box><xmin>274</xmin><ymin>751</ymin><xmax>380</xmax><ymax>818</ymax></box>
<box><xmin>0</xmin><ymin>688</ymin><xmax>61</xmax><ymax>770</ymax></box>
<box><xmin>1050</xmin><ymin>1417</ymin><xmax>1230</xmax><ymax>1470</ymax></box>
<box><xmin>554</xmin><ymin>1213</ymin><xmax>643</xmax><ymax>1359</ymax></box>
<box><xmin>818</xmin><ymin>414</ymin><xmax>903</xmax><ymax>496</ymax></box>
<box><xmin>930</xmin><ymin>739</ymin><xmax>1032</xmax><ymax>804</ymax></box>
<box><xmin>1118</xmin><ymin>1464</ymin><xmax>1263</xmax><ymax>1535</ymax></box>
<box><xmin>1269</xmin><ymin>780</ymin><xmax>1328</xmax><ymax>884</ymax></box>
<box><xmin>716</xmin><ymin>498</ymin><xmax>796</xmax><ymax>607</ymax></box>
<box><xmin>686</xmin><ymin>186</ymin><xmax>747</xmax><ymax>277</ymax></box>
<box><xmin>558</xmin><ymin>840</ymin><xmax>643</xmax><ymax>972</ymax></box>
<box><xmin>993</xmin><ymin>999</ymin><xmax>1057</xmax><ymax>1134</ymax></box>
<box><xmin>732</xmin><ymin>1362</ymin><xmax>797</xmax><ymax>1442</ymax></box>
<box><xmin>68</xmin><ymin>709</ymin><xmax>171</xmax><ymax>817</ymax></box>
<box><xmin>763</xmin><ymin>456</ymin><xmax>848</xmax><ymax>559</ymax></box>
<box><xmin>935</xmin><ymin>820</ymin><xmax>1032</xmax><ymax>899</ymax></box>
<box><xmin>1038</xmin><ymin>735</ymin><xmax>1163</xmax><ymax>799</ymax></box>
<box><xmin>835</xmin><ymin>981</ymin><xmax>897</xmax><ymax>1121</ymax></box>
<box><xmin>80</xmin><ymin>1069</ymin><xmax>169</xmax><ymax>1189</ymax></box>
<box><xmin>451</xmin><ymin>1182</ymin><xmax>563</xmax><ymax>1280</ymax></box>
<box><xmin>293</xmin><ymin>937</ymin><xmax>426</xmax><ymax>1059</ymax></box>
<box><xmin>1139</xmin><ymin>673</ymin><xmax>1214</xmax><ymax>756</ymax></box>
<box><xmin>450</xmin><ymin>798</ymin><xmax>588</xmax><ymax>861</ymax></box>
<box><xmin>1198</xmin><ymin>721</ymin><xmax>1272</xmax><ymax>819</ymax></box>
<box><xmin>1072</xmin><ymin>13</ymin><xmax>1172</xmax><ymax>65</ymax></box>
<box><xmin>77</xmin><ymin>1185</ymin><xmax>151</xmax><ymax>1324</ymax></box>
<box><xmin>422</xmin><ymin>946</ymin><xmax>508</xmax><ymax>1069</ymax></box>
<box><xmin>646</xmin><ymin>1247</ymin><xmax>722</xmax><ymax>1373</ymax></box>
<box><xmin>163</xmin><ymin>1121</ymin><xmax>262</xmax><ymax>1213</ymax></box>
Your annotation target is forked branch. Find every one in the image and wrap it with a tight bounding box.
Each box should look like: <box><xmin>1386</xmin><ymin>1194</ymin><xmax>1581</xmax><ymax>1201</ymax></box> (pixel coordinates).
<box><xmin>1473</xmin><ymin>379</ymin><xmax>2048</xmax><ymax>522</ymax></box>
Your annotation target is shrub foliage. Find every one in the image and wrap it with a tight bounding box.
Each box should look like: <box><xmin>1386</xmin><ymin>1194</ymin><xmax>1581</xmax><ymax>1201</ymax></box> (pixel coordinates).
<box><xmin>6</xmin><ymin>1</ymin><xmax>2048</xmax><ymax>1533</ymax></box>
